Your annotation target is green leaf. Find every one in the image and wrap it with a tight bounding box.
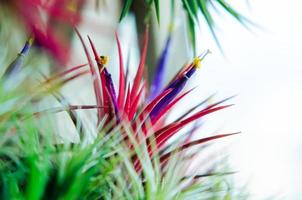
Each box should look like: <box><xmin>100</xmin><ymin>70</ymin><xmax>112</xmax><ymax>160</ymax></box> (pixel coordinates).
<box><xmin>182</xmin><ymin>0</ymin><xmax>196</xmax><ymax>21</ymax></box>
<box><xmin>197</xmin><ymin>0</ymin><xmax>222</xmax><ymax>50</ymax></box>
<box><xmin>216</xmin><ymin>0</ymin><xmax>243</xmax><ymax>22</ymax></box>
<box><xmin>154</xmin><ymin>0</ymin><xmax>160</xmax><ymax>24</ymax></box>
<box><xmin>197</xmin><ymin>0</ymin><xmax>214</xmax><ymax>27</ymax></box>
<box><xmin>119</xmin><ymin>0</ymin><xmax>134</xmax><ymax>22</ymax></box>
<box><xmin>187</xmin><ymin>0</ymin><xmax>199</xmax><ymax>21</ymax></box>
<box><xmin>187</xmin><ymin>16</ymin><xmax>196</xmax><ymax>56</ymax></box>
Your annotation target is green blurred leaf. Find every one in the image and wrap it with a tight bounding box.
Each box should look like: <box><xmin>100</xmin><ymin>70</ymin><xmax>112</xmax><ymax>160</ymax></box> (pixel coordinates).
<box><xmin>119</xmin><ymin>0</ymin><xmax>134</xmax><ymax>22</ymax></box>
<box><xmin>197</xmin><ymin>0</ymin><xmax>214</xmax><ymax>27</ymax></box>
<box><xmin>187</xmin><ymin>16</ymin><xmax>196</xmax><ymax>56</ymax></box>
<box><xmin>182</xmin><ymin>0</ymin><xmax>196</xmax><ymax>21</ymax></box>
<box><xmin>216</xmin><ymin>0</ymin><xmax>243</xmax><ymax>22</ymax></box>
<box><xmin>187</xmin><ymin>0</ymin><xmax>199</xmax><ymax>21</ymax></box>
<box><xmin>197</xmin><ymin>0</ymin><xmax>222</xmax><ymax>50</ymax></box>
<box><xmin>154</xmin><ymin>0</ymin><xmax>160</xmax><ymax>24</ymax></box>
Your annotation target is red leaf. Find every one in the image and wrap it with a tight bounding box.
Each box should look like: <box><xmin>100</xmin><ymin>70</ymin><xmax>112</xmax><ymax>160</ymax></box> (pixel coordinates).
<box><xmin>160</xmin><ymin>132</ymin><xmax>240</xmax><ymax>163</ymax></box>
<box><xmin>204</xmin><ymin>95</ymin><xmax>236</xmax><ymax>111</ymax></box>
<box><xmin>45</xmin><ymin>63</ymin><xmax>87</xmax><ymax>83</ymax></box>
<box><xmin>87</xmin><ymin>35</ymin><xmax>100</xmax><ymax>61</ymax></box>
<box><xmin>155</xmin><ymin>105</ymin><xmax>233</xmax><ymax>148</ymax></box>
<box><xmin>87</xmin><ymin>36</ymin><xmax>111</xmax><ymax>119</ymax></box>
<box><xmin>173</xmin><ymin>95</ymin><xmax>235</xmax><ymax>122</ymax></box>
<box><xmin>130</xmin><ymin>25</ymin><xmax>149</xmax><ymax>107</ymax></box>
<box><xmin>123</xmin><ymin>83</ymin><xmax>131</xmax><ymax>118</ymax></box>
<box><xmin>74</xmin><ymin>28</ymin><xmax>103</xmax><ymax>123</ymax></box>
<box><xmin>128</xmin><ymin>82</ymin><xmax>145</xmax><ymax>121</ymax></box>
<box><xmin>174</xmin><ymin>94</ymin><xmax>215</xmax><ymax>122</ymax></box>
<box><xmin>115</xmin><ymin>32</ymin><xmax>126</xmax><ymax>110</ymax></box>
<box><xmin>60</xmin><ymin>70</ymin><xmax>90</xmax><ymax>85</ymax></box>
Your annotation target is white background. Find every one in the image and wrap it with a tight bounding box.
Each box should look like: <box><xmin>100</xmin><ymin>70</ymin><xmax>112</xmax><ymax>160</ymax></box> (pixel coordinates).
<box><xmin>193</xmin><ymin>0</ymin><xmax>302</xmax><ymax>199</ymax></box>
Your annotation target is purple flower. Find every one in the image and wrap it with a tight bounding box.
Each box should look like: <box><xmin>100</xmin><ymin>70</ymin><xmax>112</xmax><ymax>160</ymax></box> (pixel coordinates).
<box><xmin>103</xmin><ymin>68</ymin><xmax>120</xmax><ymax>122</ymax></box>
<box><xmin>149</xmin><ymin>35</ymin><xmax>172</xmax><ymax>101</ymax></box>
<box><xmin>149</xmin><ymin>50</ymin><xmax>210</xmax><ymax>120</ymax></box>
<box><xmin>149</xmin><ymin>65</ymin><xmax>196</xmax><ymax>120</ymax></box>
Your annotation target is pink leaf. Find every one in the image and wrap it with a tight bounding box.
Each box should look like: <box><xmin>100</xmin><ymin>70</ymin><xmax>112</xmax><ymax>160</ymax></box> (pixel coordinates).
<box><xmin>130</xmin><ymin>25</ymin><xmax>149</xmax><ymax>107</ymax></box>
<box><xmin>115</xmin><ymin>32</ymin><xmax>126</xmax><ymax>110</ymax></box>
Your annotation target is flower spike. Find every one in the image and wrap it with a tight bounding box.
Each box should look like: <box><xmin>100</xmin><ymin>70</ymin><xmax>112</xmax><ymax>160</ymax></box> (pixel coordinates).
<box><xmin>149</xmin><ymin>34</ymin><xmax>172</xmax><ymax>101</ymax></box>
<box><xmin>148</xmin><ymin>52</ymin><xmax>208</xmax><ymax>121</ymax></box>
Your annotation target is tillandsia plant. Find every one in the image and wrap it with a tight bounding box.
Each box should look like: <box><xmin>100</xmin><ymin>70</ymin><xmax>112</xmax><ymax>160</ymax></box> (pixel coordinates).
<box><xmin>0</xmin><ymin>26</ymin><xmax>244</xmax><ymax>200</ymax></box>
<box><xmin>0</xmin><ymin>0</ymin><xmax>249</xmax><ymax>199</ymax></box>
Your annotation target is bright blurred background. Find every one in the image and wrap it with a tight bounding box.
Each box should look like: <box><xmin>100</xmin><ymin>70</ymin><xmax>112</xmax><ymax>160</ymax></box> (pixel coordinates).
<box><xmin>192</xmin><ymin>0</ymin><xmax>302</xmax><ymax>199</ymax></box>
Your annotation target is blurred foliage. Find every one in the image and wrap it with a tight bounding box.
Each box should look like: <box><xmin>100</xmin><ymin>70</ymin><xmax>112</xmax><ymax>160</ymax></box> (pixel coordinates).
<box><xmin>119</xmin><ymin>0</ymin><xmax>250</xmax><ymax>54</ymax></box>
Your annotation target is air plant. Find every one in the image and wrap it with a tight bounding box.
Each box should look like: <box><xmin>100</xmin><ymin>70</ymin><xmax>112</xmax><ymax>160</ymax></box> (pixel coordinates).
<box><xmin>0</xmin><ymin>0</ymin><xmax>248</xmax><ymax>199</ymax></box>
<box><xmin>75</xmin><ymin>24</ymin><xmax>240</xmax><ymax>167</ymax></box>
<box><xmin>0</xmin><ymin>20</ymin><xmax>244</xmax><ymax>198</ymax></box>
